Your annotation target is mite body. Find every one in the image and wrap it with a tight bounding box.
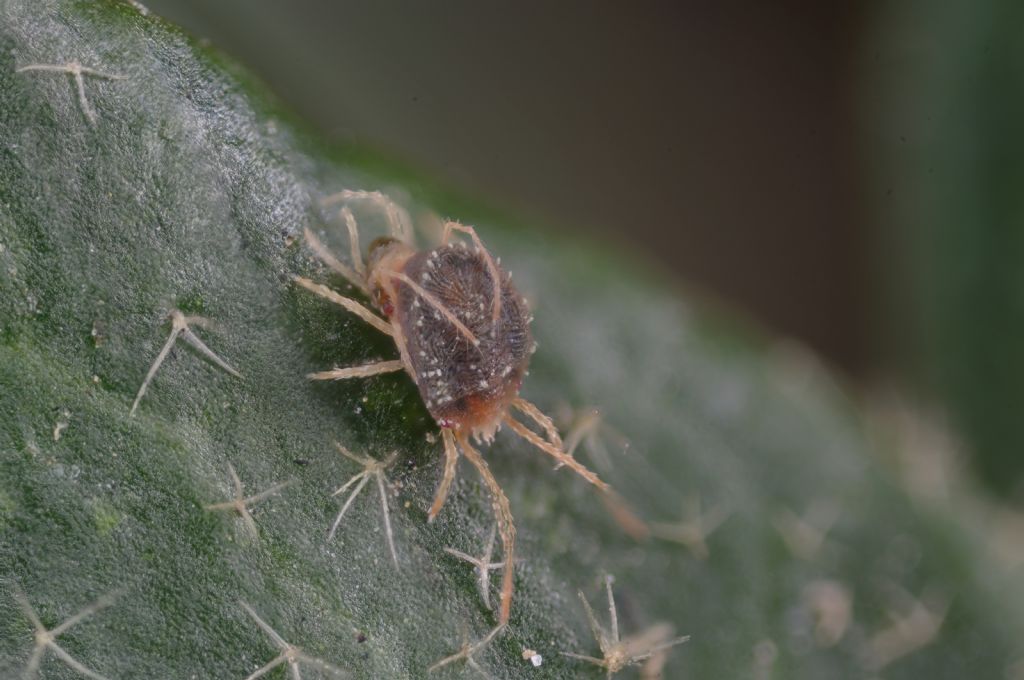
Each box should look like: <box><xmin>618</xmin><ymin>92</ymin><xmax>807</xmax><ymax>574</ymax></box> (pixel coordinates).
<box><xmin>377</xmin><ymin>238</ymin><xmax>533</xmax><ymax>438</ymax></box>
<box><xmin>295</xmin><ymin>190</ymin><xmax>607</xmax><ymax>634</ymax></box>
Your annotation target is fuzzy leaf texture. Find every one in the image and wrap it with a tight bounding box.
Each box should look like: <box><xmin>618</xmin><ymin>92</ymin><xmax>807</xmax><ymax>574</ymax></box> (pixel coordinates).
<box><xmin>0</xmin><ymin>2</ymin><xmax>1022</xmax><ymax>678</ymax></box>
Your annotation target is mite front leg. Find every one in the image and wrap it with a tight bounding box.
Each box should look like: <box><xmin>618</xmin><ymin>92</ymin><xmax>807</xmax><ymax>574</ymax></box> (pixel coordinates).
<box><xmin>293</xmin><ymin>276</ymin><xmax>393</xmax><ymax>336</ymax></box>
<box><xmin>382</xmin><ymin>269</ymin><xmax>478</xmax><ymax>345</ymax></box>
<box><xmin>302</xmin><ymin>227</ymin><xmax>369</xmax><ymax>296</ymax></box>
<box><xmin>321</xmin><ymin>189</ymin><xmax>415</xmax><ymax>245</ymax></box>
<box><xmin>307</xmin><ymin>360</ymin><xmax>405</xmax><ymax>381</ymax></box>
<box><xmin>442</xmin><ymin>221</ymin><xmax>503</xmax><ymax>324</ymax></box>
<box><xmin>340</xmin><ymin>207</ymin><xmax>365</xmax><ymax>277</ymax></box>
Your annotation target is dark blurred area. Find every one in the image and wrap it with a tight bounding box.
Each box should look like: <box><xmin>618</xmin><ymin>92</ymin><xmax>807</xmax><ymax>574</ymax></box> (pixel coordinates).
<box><xmin>143</xmin><ymin>0</ymin><xmax>1024</xmax><ymax>500</ymax></box>
<box><xmin>144</xmin><ymin>0</ymin><xmax>867</xmax><ymax>371</ymax></box>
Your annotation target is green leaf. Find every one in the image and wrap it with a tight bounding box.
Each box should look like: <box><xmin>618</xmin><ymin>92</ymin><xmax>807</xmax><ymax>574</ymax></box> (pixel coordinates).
<box><xmin>0</xmin><ymin>1</ymin><xmax>1021</xmax><ymax>678</ymax></box>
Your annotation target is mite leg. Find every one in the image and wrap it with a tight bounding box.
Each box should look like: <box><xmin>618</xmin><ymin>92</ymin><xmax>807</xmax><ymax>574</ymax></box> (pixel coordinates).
<box><xmin>427</xmin><ymin>428</ymin><xmax>461</xmax><ymax>521</ymax></box>
<box><xmin>302</xmin><ymin>227</ymin><xmax>369</xmax><ymax>295</ymax></box>
<box><xmin>373</xmin><ymin>276</ymin><xmax>419</xmax><ymax>382</ymax></box>
<box><xmin>504</xmin><ymin>401</ymin><xmax>608</xmax><ymax>492</ymax></box>
<box><xmin>458</xmin><ymin>434</ymin><xmax>516</xmax><ymax>626</ymax></box>
<box><xmin>321</xmin><ymin>189</ymin><xmax>414</xmax><ymax>245</ymax></box>
<box><xmin>562</xmin><ymin>408</ymin><xmax>601</xmax><ymax>461</ymax></box>
<box><xmin>600</xmin><ymin>489</ymin><xmax>652</xmax><ymax>542</ymax></box>
<box><xmin>441</xmin><ymin>221</ymin><xmax>502</xmax><ymax>324</ymax></box>
<box><xmin>512</xmin><ymin>397</ymin><xmax>563</xmax><ymax>448</ymax></box>
<box><xmin>559</xmin><ymin>406</ymin><xmax>650</xmax><ymax>540</ymax></box>
<box><xmin>292</xmin><ymin>276</ymin><xmax>393</xmax><ymax>336</ymax></box>
<box><xmin>339</xmin><ymin>207</ymin><xmax>365</xmax><ymax>277</ymax></box>
<box><xmin>384</xmin><ymin>270</ymin><xmax>478</xmax><ymax>345</ymax></box>
<box><xmin>307</xmin><ymin>360</ymin><xmax>404</xmax><ymax>381</ymax></box>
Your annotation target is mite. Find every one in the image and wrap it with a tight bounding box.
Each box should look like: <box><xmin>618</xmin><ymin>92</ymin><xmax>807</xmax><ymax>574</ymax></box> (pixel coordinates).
<box><xmin>294</xmin><ymin>190</ymin><xmax>608</xmax><ymax>628</ymax></box>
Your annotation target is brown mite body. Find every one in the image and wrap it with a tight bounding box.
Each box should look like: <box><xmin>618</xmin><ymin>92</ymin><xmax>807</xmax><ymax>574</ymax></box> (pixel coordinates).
<box><xmin>294</xmin><ymin>190</ymin><xmax>608</xmax><ymax>650</ymax></box>
<box><xmin>393</xmin><ymin>243</ymin><xmax>532</xmax><ymax>436</ymax></box>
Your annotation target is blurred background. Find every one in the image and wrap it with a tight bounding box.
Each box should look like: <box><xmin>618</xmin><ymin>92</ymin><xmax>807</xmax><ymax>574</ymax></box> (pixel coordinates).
<box><xmin>142</xmin><ymin>0</ymin><xmax>1024</xmax><ymax>502</ymax></box>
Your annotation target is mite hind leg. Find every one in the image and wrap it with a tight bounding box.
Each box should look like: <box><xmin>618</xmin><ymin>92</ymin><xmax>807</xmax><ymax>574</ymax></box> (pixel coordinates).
<box><xmin>512</xmin><ymin>397</ymin><xmax>563</xmax><ymax>449</ymax></box>
<box><xmin>458</xmin><ymin>434</ymin><xmax>516</xmax><ymax>626</ymax></box>
<box><xmin>600</xmin><ymin>488</ymin><xmax>651</xmax><ymax>542</ymax></box>
<box><xmin>427</xmin><ymin>429</ymin><xmax>461</xmax><ymax>521</ymax></box>
<box><xmin>426</xmin><ymin>435</ymin><xmax>515</xmax><ymax>674</ymax></box>
<box><xmin>558</xmin><ymin>405</ymin><xmax>651</xmax><ymax>540</ymax></box>
<box><xmin>504</xmin><ymin>399</ymin><xmax>608</xmax><ymax>492</ymax></box>
<box><xmin>503</xmin><ymin>403</ymin><xmax>648</xmax><ymax>538</ymax></box>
